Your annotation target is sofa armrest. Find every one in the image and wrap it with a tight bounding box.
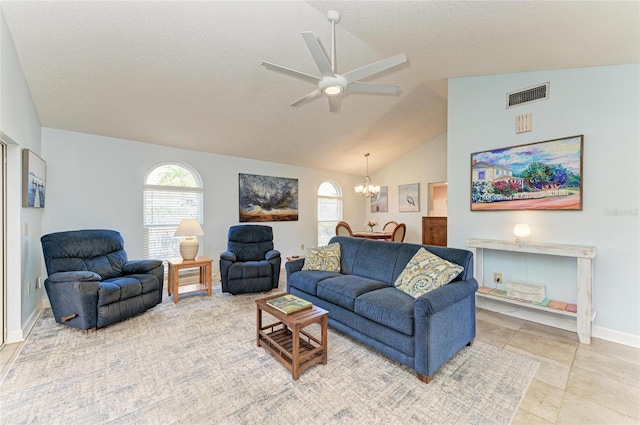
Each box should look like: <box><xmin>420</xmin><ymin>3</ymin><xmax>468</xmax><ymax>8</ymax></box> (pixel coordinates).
<box><xmin>413</xmin><ymin>277</ymin><xmax>478</xmax><ymax>378</ymax></box>
<box><xmin>285</xmin><ymin>258</ymin><xmax>305</xmax><ymax>276</ymax></box>
<box><xmin>123</xmin><ymin>259</ymin><xmax>163</xmax><ymax>274</ymax></box>
<box><xmin>414</xmin><ymin>278</ymin><xmax>478</xmax><ymax>316</ymax></box>
<box><xmin>48</xmin><ymin>271</ymin><xmax>102</xmax><ymax>283</ymax></box>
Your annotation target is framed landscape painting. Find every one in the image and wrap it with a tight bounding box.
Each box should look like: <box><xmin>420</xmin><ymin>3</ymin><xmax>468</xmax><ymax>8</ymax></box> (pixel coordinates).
<box><xmin>239</xmin><ymin>173</ymin><xmax>298</xmax><ymax>222</ymax></box>
<box><xmin>471</xmin><ymin>135</ymin><xmax>583</xmax><ymax>211</ymax></box>
<box><xmin>371</xmin><ymin>186</ymin><xmax>388</xmax><ymax>212</ymax></box>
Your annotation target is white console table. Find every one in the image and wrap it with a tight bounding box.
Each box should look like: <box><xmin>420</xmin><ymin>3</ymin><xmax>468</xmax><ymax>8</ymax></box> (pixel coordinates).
<box><xmin>466</xmin><ymin>238</ymin><xmax>596</xmax><ymax>344</ymax></box>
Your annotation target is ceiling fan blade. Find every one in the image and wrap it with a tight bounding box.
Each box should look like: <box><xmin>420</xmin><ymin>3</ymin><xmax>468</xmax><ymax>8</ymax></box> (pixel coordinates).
<box><xmin>291</xmin><ymin>89</ymin><xmax>323</xmax><ymax>107</ymax></box>
<box><xmin>343</xmin><ymin>53</ymin><xmax>407</xmax><ymax>84</ymax></box>
<box><xmin>328</xmin><ymin>96</ymin><xmax>341</xmax><ymax>113</ymax></box>
<box><xmin>348</xmin><ymin>82</ymin><xmax>400</xmax><ymax>94</ymax></box>
<box><xmin>301</xmin><ymin>32</ymin><xmax>336</xmax><ymax>78</ymax></box>
<box><xmin>261</xmin><ymin>61</ymin><xmax>320</xmax><ymax>83</ymax></box>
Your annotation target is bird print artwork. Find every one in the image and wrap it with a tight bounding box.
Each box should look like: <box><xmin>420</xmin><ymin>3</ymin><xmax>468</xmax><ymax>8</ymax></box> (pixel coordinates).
<box><xmin>406</xmin><ymin>190</ymin><xmax>415</xmax><ymax>207</ymax></box>
<box><xmin>399</xmin><ymin>183</ymin><xmax>420</xmax><ymax>212</ymax></box>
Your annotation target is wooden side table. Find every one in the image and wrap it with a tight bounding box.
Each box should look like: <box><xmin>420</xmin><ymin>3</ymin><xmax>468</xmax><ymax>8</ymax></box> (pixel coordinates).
<box><xmin>256</xmin><ymin>294</ymin><xmax>328</xmax><ymax>380</ymax></box>
<box><xmin>167</xmin><ymin>256</ymin><xmax>213</xmax><ymax>303</ymax></box>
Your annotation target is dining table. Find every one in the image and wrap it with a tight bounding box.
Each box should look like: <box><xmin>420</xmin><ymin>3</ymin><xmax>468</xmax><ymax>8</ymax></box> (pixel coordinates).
<box><xmin>351</xmin><ymin>230</ymin><xmax>393</xmax><ymax>240</ymax></box>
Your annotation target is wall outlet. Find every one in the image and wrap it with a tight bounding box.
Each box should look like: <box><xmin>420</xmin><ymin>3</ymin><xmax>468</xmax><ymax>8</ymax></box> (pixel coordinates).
<box><xmin>300</xmin><ymin>244</ymin><xmax>305</xmax><ymax>250</ymax></box>
<box><xmin>493</xmin><ymin>272</ymin><xmax>503</xmax><ymax>284</ymax></box>
<box><xmin>27</xmin><ymin>282</ymin><xmax>31</xmax><ymax>294</ymax></box>
<box><xmin>36</xmin><ymin>276</ymin><xmax>42</xmax><ymax>289</ymax></box>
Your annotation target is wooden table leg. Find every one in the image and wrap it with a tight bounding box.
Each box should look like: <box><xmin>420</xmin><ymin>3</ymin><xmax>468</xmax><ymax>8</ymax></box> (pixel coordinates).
<box><xmin>321</xmin><ymin>315</ymin><xmax>328</xmax><ymax>365</ymax></box>
<box><xmin>206</xmin><ymin>263</ymin><xmax>212</xmax><ymax>297</ymax></box>
<box><xmin>256</xmin><ymin>306</ymin><xmax>262</xmax><ymax>347</ymax></box>
<box><xmin>292</xmin><ymin>324</ymin><xmax>300</xmax><ymax>380</ymax></box>
<box><xmin>172</xmin><ymin>264</ymin><xmax>179</xmax><ymax>304</ymax></box>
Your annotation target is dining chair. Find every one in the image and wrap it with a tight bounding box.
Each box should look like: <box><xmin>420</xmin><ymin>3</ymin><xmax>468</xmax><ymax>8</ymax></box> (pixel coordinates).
<box><xmin>383</xmin><ymin>221</ymin><xmax>398</xmax><ymax>231</ymax></box>
<box><xmin>391</xmin><ymin>223</ymin><xmax>406</xmax><ymax>242</ymax></box>
<box><xmin>335</xmin><ymin>221</ymin><xmax>353</xmax><ymax>236</ymax></box>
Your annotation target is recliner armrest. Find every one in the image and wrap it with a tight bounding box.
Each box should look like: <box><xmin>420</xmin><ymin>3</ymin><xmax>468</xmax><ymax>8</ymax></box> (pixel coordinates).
<box><xmin>220</xmin><ymin>251</ymin><xmax>236</xmax><ymax>262</ymax></box>
<box><xmin>123</xmin><ymin>259</ymin><xmax>163</xmax><ymax>274</ymax></box>
<box><xmin>265</xmin><ymin>250</ymin><xmax>280</xmax><ymax>261</ymax></box>
<box><xmin>48</xmin><ymin>271</ymin><xmax>102</xmax><ymax>283</ymax></box>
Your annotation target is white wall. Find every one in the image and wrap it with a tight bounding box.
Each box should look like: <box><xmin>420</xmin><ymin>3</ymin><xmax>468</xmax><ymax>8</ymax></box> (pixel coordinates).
<box><xmin>369</xmin><ymin>133</ymin><xmax>448</xmax><ymax>242</ymax></box>
<box><xmin>448</xmin><ymin>64</ymin><xmax>640</xmax><ymax>344</ymax></box>
<box><xmin>41</xmin><ymin>128</ymin><xmax>366</xmax><ymax>268</ymax></box>
<box><xmin>1</xmin><ymin>11</ymin><xmax>44</xmax><ymax>342</ymax></box>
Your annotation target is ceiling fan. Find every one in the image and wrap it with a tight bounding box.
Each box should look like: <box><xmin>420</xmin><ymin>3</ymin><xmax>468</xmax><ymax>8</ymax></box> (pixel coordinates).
<box><xmin>261</xmin><ymin>10</ymin><xmax>408</xmax><ymax>113</ymax></box>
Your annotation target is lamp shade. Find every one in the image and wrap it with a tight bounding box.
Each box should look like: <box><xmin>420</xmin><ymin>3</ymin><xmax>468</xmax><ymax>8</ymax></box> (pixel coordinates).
<box><xmin>175</xmin><ymin>219</ymin><xmax>204</xmax><ymax>260</ymax></box>
<box><xmin>174</xmin><ymin>219</ymin><xmax>204</xmax><ymax>237</ymax></box>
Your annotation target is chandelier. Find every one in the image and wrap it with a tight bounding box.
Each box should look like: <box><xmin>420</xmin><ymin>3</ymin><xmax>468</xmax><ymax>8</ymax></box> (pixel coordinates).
<box><xmin>354</xmin><ymin>153</ymin><xmax>380</xmax><ymax>198</ymax></box>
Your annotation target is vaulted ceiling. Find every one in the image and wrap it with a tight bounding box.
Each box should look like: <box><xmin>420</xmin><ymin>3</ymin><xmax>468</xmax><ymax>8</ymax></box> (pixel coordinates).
<box><xmin>2</xmin><ymin>1</ymin><xmax>638</xmax><ymax>175</ymax></box>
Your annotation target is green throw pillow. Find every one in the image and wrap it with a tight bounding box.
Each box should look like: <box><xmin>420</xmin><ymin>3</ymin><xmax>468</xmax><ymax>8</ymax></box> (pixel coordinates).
<box><xmin>302</xmin><ymin>243</ymin><xmax>341</xmax><ymax>272</ymax></box>
<box><xmin>394</xmin><ymin>248</ymin><xmax>463</xmax><ymax>298</ymax></box>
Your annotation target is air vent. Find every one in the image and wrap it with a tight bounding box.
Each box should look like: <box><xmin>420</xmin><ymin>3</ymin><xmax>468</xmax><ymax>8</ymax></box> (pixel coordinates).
<box><xmin>506</xmin><ymin>83</ymin><xmax>550</xmax><ymax>108</ymax></box>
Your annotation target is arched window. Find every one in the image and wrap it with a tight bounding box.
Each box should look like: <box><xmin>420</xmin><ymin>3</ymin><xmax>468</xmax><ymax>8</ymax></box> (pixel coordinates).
<box><xmin>317</xmin><ymin>181</ymin><xmax>343</xmax><ymax>246</ymax></box>
<box><xmin>143</xmin><ymin>162</ymin><xmax>204</xmax><ymax>260</ymax></box>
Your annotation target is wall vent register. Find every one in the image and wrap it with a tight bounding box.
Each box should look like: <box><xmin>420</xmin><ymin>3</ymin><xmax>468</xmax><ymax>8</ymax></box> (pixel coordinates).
<box><xmin>506</xmin><ymin>82</ymin><xmax>550</xmax><ymax>108</ymax></box>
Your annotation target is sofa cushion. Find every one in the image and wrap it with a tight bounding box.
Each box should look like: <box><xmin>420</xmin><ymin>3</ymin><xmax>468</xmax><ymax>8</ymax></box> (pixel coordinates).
<box><xmin>355</xmin><ymin>287</ymin><xmax>415</xmax><ymax>336</ymax></box>
<box><xmin>317</xmin><ymin>275</ymin><xmax>387</xmax><ymax>311</ymax></box>
<box><xmin>288</xmin><ymin>270</ymin><xmax>341</xmax><ymax>295</ymax></box>
<box><xmin>302</xmin><ymin>243</ymin><xmax>341</xmax><ymax>272</ymax></box>
<box><xmin>394</xmin><ymin>248</ymin><xmax>464</xmax><ymax>298</ymax></box>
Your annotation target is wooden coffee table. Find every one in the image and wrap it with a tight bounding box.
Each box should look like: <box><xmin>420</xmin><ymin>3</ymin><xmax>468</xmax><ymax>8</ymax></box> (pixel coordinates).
<box><xmin>256</xmin><ymin>293</ymin><xmax>328</xmax><ymax>380</ymax></box>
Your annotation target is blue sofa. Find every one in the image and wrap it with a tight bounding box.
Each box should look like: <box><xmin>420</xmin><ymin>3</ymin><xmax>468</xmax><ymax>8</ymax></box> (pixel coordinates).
<box><xmin>41</xmin><ymin>229</ymin><xmax>164</xmax><ymax>330</ymax></box>
<box><xmin>285</xmin><ymin>236</ymin><xmax>478</xmax><ymax>383</ymax></box>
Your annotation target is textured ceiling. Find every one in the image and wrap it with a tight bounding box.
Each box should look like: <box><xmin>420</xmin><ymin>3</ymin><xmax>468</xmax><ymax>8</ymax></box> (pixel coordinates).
<box><xmin>2</xmin><ymin>1</ymin><xmax>638</xmax><ymax>175</ymax></box>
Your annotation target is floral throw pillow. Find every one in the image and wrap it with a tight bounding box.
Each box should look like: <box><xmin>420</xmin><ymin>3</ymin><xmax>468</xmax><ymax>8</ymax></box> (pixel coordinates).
<box><xmin>302</xmin><ymin>243</ymin><xmax>341</xmax><ymax>272</ymax></box>
<box><xmin>394</xmin><ymin>248</ymin><xmax>463</xmax><ymax>298</ymax></box>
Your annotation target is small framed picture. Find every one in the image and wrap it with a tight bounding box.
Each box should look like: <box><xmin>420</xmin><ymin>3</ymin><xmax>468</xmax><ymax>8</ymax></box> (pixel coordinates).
<box><xmin>371</xmin><ymin>186</ymin><xmax>388</xmax><ymax>212</ymax></box>
<box><xmin>22</xmin><ymin>149</ymin><xmax>46</xmax><ymax>208</ymax></box>
<box><xmin>399</xmin><ymin>183</ymin><xmax>419</xmax><ymax>212</ymax></box>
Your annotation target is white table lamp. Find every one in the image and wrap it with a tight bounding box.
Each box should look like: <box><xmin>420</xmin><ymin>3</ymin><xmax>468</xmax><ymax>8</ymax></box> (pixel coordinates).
<box><xmin>174</xmin><ymin>219</ymin><xmax>204</xmax><ymax>260</ymax></box>
<box><xmin>513</xmin><ymin>224</ymin><xmax>531</xmax><ymax>243</ymax></box>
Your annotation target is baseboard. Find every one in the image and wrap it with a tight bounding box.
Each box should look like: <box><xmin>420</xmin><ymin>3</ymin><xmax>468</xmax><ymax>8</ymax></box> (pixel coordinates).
<box><xmin>476</xmin><ymin>298</ymin><xmax>640</xmax><ymax>348</ymax></box>
<box><xmin>593</xmin><ymin>326</ymin><xmax>640</xmax><ymax>348</ymax></box>
<box><xmin>6</xmin><ymin>302</ymin><xmax>46</xmax><ymax>344</ymax></box>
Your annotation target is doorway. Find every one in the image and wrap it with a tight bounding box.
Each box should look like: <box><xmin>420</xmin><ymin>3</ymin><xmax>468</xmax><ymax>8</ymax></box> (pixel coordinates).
<box><xmin>0</xmin><ymin>141</ymin><xmax>5</xmax><ymax>348</ymax></box>
<box><xmin>427</xmin><ymin>182</ymin><xmax>448</xmax><ymax>216</ymax></box>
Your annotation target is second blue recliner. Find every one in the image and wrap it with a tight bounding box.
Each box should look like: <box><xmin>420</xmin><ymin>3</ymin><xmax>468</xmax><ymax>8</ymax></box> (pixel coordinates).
<box><xmin>219</xmin><ymin>225</ymin><xmax>281</xmax><ymax>295</ymax></box>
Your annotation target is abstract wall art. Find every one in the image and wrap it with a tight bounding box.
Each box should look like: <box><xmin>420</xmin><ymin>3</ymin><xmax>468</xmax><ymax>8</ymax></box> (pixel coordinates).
<box><xmin>239</xmin><ymin>173</ymin><xmax>298</xmax><ymax>222</ymax></box>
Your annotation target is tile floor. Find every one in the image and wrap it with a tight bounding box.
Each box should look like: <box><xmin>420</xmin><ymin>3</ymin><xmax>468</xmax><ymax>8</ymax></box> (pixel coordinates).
<box><xmin>2</xmin><ymin>305</ymin><xmax>639</xmax><ymax>424</ymax></box>
<box><xmin>477</xmin><ymin>309</ymin><xmax>640</xmax><ymax>424</ymax></box>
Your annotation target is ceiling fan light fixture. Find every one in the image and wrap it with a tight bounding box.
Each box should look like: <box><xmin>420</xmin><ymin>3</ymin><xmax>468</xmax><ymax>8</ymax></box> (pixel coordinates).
<box><xmin>323</xmin><ymin>85</ymin><xmax>343</xmax><ymax>96</ymax></box>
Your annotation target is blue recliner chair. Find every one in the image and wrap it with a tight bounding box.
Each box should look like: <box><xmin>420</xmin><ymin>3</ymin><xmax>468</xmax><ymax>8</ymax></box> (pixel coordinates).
<box><xmin>41</xmin><ymin>229</ymin><xmax>164</xmax><ymax>330</ymax></box>
<box><xmin>219</xmin><ymin>225</ymin><xmax>281</xmax><ymax>295</ymax></box>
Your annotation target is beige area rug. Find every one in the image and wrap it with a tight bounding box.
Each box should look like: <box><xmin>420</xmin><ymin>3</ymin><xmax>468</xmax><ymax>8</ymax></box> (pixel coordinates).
<box><xmin>1</xmin><ymin>286</ymin><xmax>538</xmax><ymax>425</ymax></box>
